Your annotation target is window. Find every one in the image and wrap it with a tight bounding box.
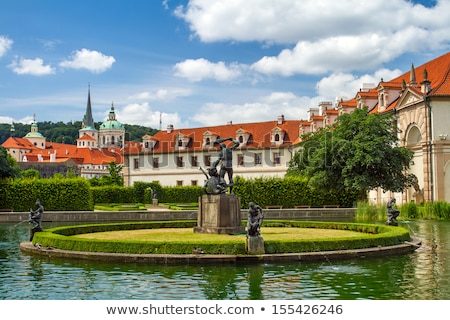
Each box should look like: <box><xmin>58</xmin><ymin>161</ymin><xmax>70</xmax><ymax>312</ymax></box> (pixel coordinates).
<box><xmin>254</xmin><ymin>153</ymin><xmax>262</xmax><ymax>165</ymax></box>
<box><xmin>176</xmin><ymin>180</ymin><xmax>183</xmax><ymax>186</ymax></box>
<box><xmin>274</xmin><ymin>133</ymin><xmax>280</xmax><ymax>142</ymax></box>
<box><xmin>273</xmin><ymin>152</ymin><xmax>281</xmax><ymax>165</ymax></box>
<box><xmin>191</xmin><ymin>180</ymin><xmax>198</xmax><ymax>186</ymax></box>
<box><xmin>204</xmin><ymin>155</ymin><xmax>211</xmax><ymax>167</ymax></box>
<box><xmin>237</xmin><ymin>154</ymin><xmax>244</xmax><ymax>166</ymax></box>
<box><xmin>205</xmin><ymin>137</ymin><xmax>210</xmax><ymax>146</ymax></box>
<box><xmin>191</xmin><ymin>155</ymin><xmax>198</xmax><ymax>167</ymax></box>
<box><xmin>178</xmin><ymin>139</ymin><xmax>183</xmax><ymax>147</ymax></box>
<box><xmin>153</xmin><ymin>157</ymin><xmax>159</xmax><ymax>169</ymax></box>
<box><xmin>238</xmin><ymin>135</ymin><xmax>244</xmax><ymax>143</ymax></box>
<box><xmin>145</xmin><ymin>141</ymin><xmax>149</xmax><ymax>148</ymax></box>
<box><xmin>111</xmin><ymin>136</ymin><xmax>115</xmax><ymax>145</ymax></box>
<box><xmin>133</xmin><ymin>158</ymin><xmax>139</xmax><ymax>169</ymax></box>
<box><xmin>177</xmin><ymin>156</ymin><xmax>184</xmax><ymax>167</ymax></box>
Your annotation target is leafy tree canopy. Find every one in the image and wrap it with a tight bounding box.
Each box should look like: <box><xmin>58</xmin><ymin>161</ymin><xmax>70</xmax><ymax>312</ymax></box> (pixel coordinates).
<box><xmin>0</xmin><ymin>146</ymin><xmax>21</xmax><ymax>179</ymax></box>
<box><xmin>287</xmin><ymin>107</ymin><xmax>415</xmax><ymax>200</ymax></box>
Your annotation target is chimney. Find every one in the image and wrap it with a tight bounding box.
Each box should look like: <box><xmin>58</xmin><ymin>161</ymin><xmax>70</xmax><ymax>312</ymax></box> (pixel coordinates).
<box><xmin>318</xmin><ymin>101</ymin><xmax>332</xmax><ymax>116</ymax></box>
<box><xmin>166</xmin><ymin>124</ymin><xmax>174</xmax><ymax>133</ymax></box>
<box><xmin>277</xmin><ymin>115</ymin><xmax>285</xmax><ymax>124</ymax></box>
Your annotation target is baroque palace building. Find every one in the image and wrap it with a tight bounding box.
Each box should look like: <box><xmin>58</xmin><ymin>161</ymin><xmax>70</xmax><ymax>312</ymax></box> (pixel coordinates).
<box><xmin>123</xmin><ymin>51</ymin><xmax>450</xmax><ymax>205</ymax></box>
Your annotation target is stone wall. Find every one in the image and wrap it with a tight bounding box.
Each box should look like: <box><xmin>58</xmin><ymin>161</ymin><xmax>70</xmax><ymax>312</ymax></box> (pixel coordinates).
<box><xmin>0</xmin><ymin>207</ymin><xmax>355</xmax><ymax>223</ymax></box>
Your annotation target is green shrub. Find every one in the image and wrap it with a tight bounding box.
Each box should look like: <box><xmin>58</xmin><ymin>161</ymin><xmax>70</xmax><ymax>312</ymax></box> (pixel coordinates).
<box><xmin>2</xmin><ymin>178</ymin><xmax>93</xmax><ymax>211</ymax></box>
<box><xmin>91</xmin><ymin>185</ymin><xmax>136</xmax><ymax>204</ymax></box>
<box><xmin>233</xmin><ymin>176</ymin><xmax>358</xmax><ymax>208</ymax></box>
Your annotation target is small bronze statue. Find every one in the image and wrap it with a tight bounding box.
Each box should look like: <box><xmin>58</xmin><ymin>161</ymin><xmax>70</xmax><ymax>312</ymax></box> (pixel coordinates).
<box><xmin>212</xmin><ymin>137</ymin><xmax>240</xmax><ymax>194</ymax></box>
<box><xmin>247</xmin><ymin>202</ymin><xmax>263</xmax><ymax>237</ymax></box>
<box><xmin>386</xmin><ymin>198</ymin><xmax>400</xmax><ymax>226</ymax></box>
<box><xmin>200</xmin><ymin>166</ymin><xmax>228</xmax><ymax>195</ymax></box>
<box><xmin>29</xmin><ymin>199</ymin><xmax>44</xmax><ymax>241</ymax></box>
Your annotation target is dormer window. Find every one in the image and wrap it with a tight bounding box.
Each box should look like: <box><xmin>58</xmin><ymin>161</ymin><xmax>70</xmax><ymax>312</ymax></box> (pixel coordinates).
<box><xmin>236</xmin><ymin>128</ymin><xmax>250</xmax><ymax>145</ymax></box>
<box><xmin>142</xmin><ymin>134</ymin><xmax>157</xmax><ymax>151</ymax></box>
<box><xmin>202</xmin><ymin>130</ymin><xmax>218</xmax><ymax>148</ymax></box>
<box><xmin>271</xmin><ymin>127</ymin><xmax>285</xmax><ymax>145</ymax></box>
<box><xmin>175</xmin><ymin>132</ymin><xmax>190</xmax><ymax>150</ymax></box>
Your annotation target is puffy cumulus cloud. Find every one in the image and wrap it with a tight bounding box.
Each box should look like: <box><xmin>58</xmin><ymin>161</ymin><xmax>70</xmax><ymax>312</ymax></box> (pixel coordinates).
<box><xmin>251</xmin><ymin>27</ymin><xmax>433</xmax><ymax>76</ymax></box>
<box><xmin>175</xmin><ymin>0</ymin><xmax>441</xmax><ymax>43</ymax></box>
<box><xmin>129</xmin><ymin>88</ymin><xmax>192</xmax><ymax>101</ymax></box>
<box><xmin>8</xmin><ymin>57</ymin><xmax>55</xmax><ymax>76</ymax></box>
<box><xmin>0</xmin><ymin>35</ymin><xmax>13</xmax><ymax>57</ymax></box>
<box><xmin>317</xmin><ymin>68</ymin><xmax>403</xmax><ymax>103</ymax></box>
<box><xmin>176</xmin><ymin>0</ymin><xmax>449</xmax><ymax>75</ymax></box>
<box><xmin>191</xmin><ymin>91</ymin><xmax>313</xmax><ymax>126</ymax></box>
<box><xmin>174</xmin><ymin>58</ymin><xmax>243</xmax><ymax>82</ymax></box>
<box><xmin>59</xmin><ymin>48</ymin><xmax>115</xmax><ymax>73</ymax></box>
<box><xmin>115</xmin><ymin>102</ymin><xmax>187</xmax><ymax>129</ymax></box>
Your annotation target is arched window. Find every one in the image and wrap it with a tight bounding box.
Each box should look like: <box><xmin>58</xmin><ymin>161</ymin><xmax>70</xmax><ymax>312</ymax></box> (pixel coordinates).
<box><xmin>274</xmin><ymin>133</ymin><xmax>280</xmax><ymax>142</ymax></box>
<box><xmin>406</xmin><ymin>126</ymin><xmax>422</xmax><ymax>146</ymax></box>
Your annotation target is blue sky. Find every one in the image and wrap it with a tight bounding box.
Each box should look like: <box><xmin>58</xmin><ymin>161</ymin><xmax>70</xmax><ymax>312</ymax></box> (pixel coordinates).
<box><xmin>0</xmin><ymin>0</ymin><xmax>448</xmax><ymax>131</ymax></box>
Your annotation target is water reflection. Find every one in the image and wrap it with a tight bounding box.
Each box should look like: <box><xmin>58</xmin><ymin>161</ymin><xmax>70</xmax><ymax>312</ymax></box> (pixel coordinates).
<box><xmin>0</xmin><ymin>220</ymin><xmax>449</xmax><ymax>299</ymax></box>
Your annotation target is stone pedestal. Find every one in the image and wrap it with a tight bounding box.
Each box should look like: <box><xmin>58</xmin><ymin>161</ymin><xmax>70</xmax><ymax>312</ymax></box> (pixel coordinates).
<box><xmin>246</xmin><ymin>236</ymin><xmax>265</xmax><ymax>254</ymax></box>
<box><xmin>194</xmin><ymin>194</ymin><xmax>245</xmax><ymax>234</ymax></box>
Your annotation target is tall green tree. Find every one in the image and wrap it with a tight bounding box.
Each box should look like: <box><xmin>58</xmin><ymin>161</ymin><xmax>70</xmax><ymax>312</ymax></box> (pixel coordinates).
<box><xmin>287</xmin><ymin>107</ymin><xmax>415</xmax><ymax>200</ymax></box>
<box><xmin>0</xmin><ymin>146</ymin><xmax>21</xmax><ymax>178</ymax></box>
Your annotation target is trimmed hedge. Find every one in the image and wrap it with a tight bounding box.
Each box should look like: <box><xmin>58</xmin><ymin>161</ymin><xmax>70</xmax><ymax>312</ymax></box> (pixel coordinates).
<box><xmin>1</xmin><ymin>178</ymin><xmax>93</xmax><ymax>211</ymax></box>
<box><xmin>233</xmin><ymin>176</ymin><xmax>358</xmax><ymax>208</ymax></box>
<box><xmin>32</xmin><ymin>220</ymin><xmax>411</xmax><ymax>255</ymax></box>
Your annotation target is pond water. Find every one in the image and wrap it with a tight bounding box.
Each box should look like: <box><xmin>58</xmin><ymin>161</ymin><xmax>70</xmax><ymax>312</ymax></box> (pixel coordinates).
<box><xmin>0</xmin><ymin>220</ymin><xmax>449</xmax><ymax>300</ymax></box>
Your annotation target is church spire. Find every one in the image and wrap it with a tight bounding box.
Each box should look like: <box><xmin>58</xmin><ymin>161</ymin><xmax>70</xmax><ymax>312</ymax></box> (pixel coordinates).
<box><xmin>409</xmin><ymin>63</ymin><xmax>417</xmax><ymax>87</ymax></box>
<box><xmin>82</xmin><ymin>84</ymin><xmax>95</xmax><ymax>129</ymax></box>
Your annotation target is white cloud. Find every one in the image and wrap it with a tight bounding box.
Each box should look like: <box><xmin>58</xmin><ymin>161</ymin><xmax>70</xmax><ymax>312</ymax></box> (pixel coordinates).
<box><xmin>174</xmin><ymin>58</ymin><xmax>243</xmax><ymax>82</ymax></box>
<box><xmin>0</xmin><ymin>36</ymin><xmax>13</xmax><ymax>57</ymax></box>
<box><xmin>116</xmin><ymin>102</ymin><xmax>187</xmax><ymax>129</ymax></box>
<box><xmin>176</xmin><ymin>0</ymin><xmax>440</xmax><ymax>43</ymax></box>
<box><xmin>176</xmin><ymin>0</ymin><xmax>450</xmax><ymax>75</ymax></box>
<box><xmin>317</xmin><ymin>68</ymin><xmax>403</xmax><ymax>102</ymax></box>
<box><xmin>8</xmin><ymin>57</ymin><xmax>55</xmax><ymax>76</ymax></box>
<box><xmin>129</xmin><ymin>88</ymin><xmax>192</xmax><ymax>101</ymax></box>
<box><xmin>59</xmin><ymin>48</ymin><xmax>115</xmax><ymax>73</ymax></box>
<box><xmin>0</xmin><ymin>116</ymin><xmax>14</xmax><ymax>124</ymax></box>
<box><xmin>191</xmin><ymin>91</ymin><xmax>313</xmax><ymax>126</ymax></box>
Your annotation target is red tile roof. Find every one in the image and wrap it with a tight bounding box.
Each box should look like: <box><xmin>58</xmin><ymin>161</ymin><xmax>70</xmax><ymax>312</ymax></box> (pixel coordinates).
<box><xmin>129</xmin><ymin>119</ymin><xmax>302</xmax><ymax>154</ymax></box>
<box><xmin>389</xmin><ymin>51</ymin><xmax>450</xmax><ymax>96</ymax></box>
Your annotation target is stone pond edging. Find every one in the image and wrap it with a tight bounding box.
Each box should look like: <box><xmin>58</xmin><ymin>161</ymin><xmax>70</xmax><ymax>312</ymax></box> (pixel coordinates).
<box><xmin>19</xmin><ymin>236</ymin><xmax>421</xmax><ymax>264</ymax></box>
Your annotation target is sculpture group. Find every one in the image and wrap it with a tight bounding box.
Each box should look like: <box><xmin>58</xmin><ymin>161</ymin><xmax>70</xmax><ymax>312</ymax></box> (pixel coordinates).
<box><xmin>201</xmin><ymin>137</ymin><xmax>240</xmax><ymax>195</ymax></box>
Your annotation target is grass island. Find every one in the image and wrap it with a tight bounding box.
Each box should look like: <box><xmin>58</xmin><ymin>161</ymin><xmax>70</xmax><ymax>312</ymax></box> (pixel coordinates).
<box><xmin>20</xmin><ymin>220</ymin><xmax>421</xmax><ymax>264</ymax></box>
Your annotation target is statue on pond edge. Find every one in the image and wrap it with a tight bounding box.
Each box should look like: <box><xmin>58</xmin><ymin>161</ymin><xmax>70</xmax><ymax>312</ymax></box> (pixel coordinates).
<box><xmin>29</xmin><ymin>199</ymin><xmax>43</xmax><ymax>241</ymax></box>
<box><xmin>247</xmin><ymin>202</ymin><xmax>264</xmax><ymax>237</ymax></box>
<box><xmin>386</xmin><ymin>198</ymin><xmax>400</xmax><ymax>226</ymax></box>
